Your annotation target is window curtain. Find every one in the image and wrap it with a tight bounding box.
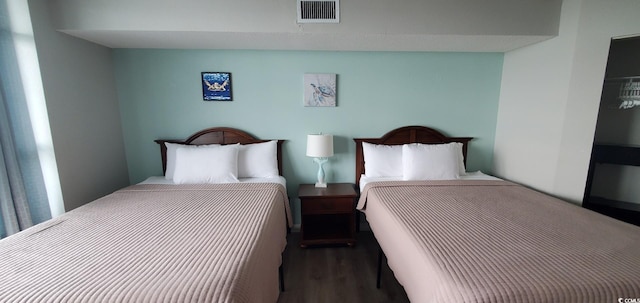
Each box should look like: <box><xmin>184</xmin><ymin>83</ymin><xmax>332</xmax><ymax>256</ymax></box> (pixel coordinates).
<box><xmin>0</xmin><ymin>2</ymin><xmax>51</xmax><ymax>239</ymax></box>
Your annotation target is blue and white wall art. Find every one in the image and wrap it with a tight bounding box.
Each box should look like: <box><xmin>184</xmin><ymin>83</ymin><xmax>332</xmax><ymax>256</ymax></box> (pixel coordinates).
<box><xmin>202</xmin><ymin>72</ymin><xmax>232</xmax><ymax>101</ymax></box>
<box><xmin>304</xmin><ymin>73</ymin><xmax>336</xmax><ymax>107</ymax></box>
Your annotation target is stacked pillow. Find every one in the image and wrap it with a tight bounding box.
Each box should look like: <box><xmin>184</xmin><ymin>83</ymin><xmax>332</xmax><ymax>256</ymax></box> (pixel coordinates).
<box><xmin>164</xmin><ymin>141</ymin><xmax>278</xmax><ymax>184</ymax></box>
<box><xmin>362</xmin><ymin>142</ymin><xmax>466</xmax><ymax>180</ymax></box>
<box><xmin>361</xmin><ymin>143</ymin><xmax>404</xmax><ymax>178</ymax></box>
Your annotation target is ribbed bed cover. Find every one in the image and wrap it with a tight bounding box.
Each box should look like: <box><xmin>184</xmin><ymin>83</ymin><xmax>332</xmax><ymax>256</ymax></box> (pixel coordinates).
<box><xmin>358</xmin><ymin>180</ymin><xmax>640</xmax><ymax>303</ymax></box>
<box><xmin>0</xmin><ymin>183</ymin><xmax>291</xmax><ymax>303</ymax></box>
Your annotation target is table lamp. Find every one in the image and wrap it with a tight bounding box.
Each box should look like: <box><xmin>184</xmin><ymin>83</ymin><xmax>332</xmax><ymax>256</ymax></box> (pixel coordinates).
<box><xmin>306</xmin><ymin>134</ymin><xmax>334</xmax><ymax>188</ymax></box>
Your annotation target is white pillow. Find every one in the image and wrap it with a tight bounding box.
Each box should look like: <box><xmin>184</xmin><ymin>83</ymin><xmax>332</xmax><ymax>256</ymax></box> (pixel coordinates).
<box><xmin>456</xmin><ymin>143</ymin><xmax>466</xmax><ymax>175</ymax></box>
<box><xmin>362</xmin><ymin>142</ymin><xmax>403</xmax><ymax>177</ymax></box>
<box><xmin>402</xmin><ymin>143</ymin><xmax>461</xmax><ymax>180</ymax></box>
<box><xmin>405</xmin><ymin>142</ymin><xmax>466</xmax><ymax>175</ymax></box>
<box><xmin>164</xmin><ymin>142</ymin><xmax>220</xmax><ymax>180</ymax></box>
<box><xmin>449</xmin><ymin>142</ymin><xmax>466</xmax><ymax>175</ymax></box>
<box><xmin>172</xmin><ymin>144</ymin><xmax>239</xmax><ymax>184</ymax></box>
<box><xmin>238</xmin><ymin>140</ymin><xmax>279</xmax><ymax>178</ymax></box>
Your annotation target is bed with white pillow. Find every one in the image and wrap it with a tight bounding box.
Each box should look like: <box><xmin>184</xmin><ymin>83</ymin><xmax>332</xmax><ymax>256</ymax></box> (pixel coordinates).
<box><xmin>355</xmin><ymin>126</ymin><xmax>640</xmax><ymax>303</ymax></box>
<box><xmin>0</xmin><ymin>127</ymin><xmax>292</xmax><ymax>303</ymax></box>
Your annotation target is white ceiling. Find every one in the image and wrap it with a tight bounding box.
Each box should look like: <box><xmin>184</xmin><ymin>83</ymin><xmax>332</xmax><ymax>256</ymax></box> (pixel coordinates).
<box><xmin>49</xmin><ymin>0</ymin><xmax>563</xmax><ymax>52</ymax></box>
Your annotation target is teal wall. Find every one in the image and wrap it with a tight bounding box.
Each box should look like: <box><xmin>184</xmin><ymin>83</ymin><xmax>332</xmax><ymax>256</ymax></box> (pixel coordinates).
<box><xmin>114</xmin><ymin>49</ymin><xmax>503</xmax><ymax>224</ymax></box>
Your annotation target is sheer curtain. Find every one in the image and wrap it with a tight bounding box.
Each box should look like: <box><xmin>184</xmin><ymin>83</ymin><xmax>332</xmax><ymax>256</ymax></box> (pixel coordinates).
<box><xmin>0</xmin><ymin>1</ymin><xmax>52</xmax><ymax>239</ymax></box>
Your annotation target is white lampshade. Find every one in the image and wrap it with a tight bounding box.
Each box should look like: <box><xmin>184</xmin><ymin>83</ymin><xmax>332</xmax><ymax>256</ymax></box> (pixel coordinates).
<box><xmin>306</xmin><ymin>134</ymin><xmax>334</xmax><ymax>158</ymax></box>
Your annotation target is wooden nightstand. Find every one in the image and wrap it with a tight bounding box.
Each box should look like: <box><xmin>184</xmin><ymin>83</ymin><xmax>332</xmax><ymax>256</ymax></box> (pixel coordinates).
<box><xmin>298</xmin><ymin>183</ymin><xmax>357</xmax><ymax>247</ymax></box>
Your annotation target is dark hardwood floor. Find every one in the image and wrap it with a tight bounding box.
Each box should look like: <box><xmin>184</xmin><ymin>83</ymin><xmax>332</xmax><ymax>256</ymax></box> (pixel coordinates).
<box><xmin>277</xmin><ymin>232</ymin><xmax>410</xmax><ymax>303</ymax></box>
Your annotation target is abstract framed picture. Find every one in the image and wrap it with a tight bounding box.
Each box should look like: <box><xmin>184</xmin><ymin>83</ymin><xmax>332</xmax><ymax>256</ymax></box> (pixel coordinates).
<box><xmin>304</xmin><ymin>73</ymin><xmax>336</xmax><ymax>107</ymax></box>
<box><xmin>201</xmin><ymin>72</ymin><xmax>232</xmax><ymax>101</ymax></box>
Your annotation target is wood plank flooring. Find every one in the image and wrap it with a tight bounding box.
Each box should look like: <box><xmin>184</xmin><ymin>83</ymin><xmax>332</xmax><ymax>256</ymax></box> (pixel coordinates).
<box><xmin>277</xmin><ymin>232</ymin><xmax>410</xmax><ymax>303</ymax></box>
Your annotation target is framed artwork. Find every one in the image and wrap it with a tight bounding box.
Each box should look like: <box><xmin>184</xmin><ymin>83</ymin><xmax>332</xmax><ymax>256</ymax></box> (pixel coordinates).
<box><xmin>304</xmin><ymin>73</ymin><xmax>336</xmax><ymax>107</ymax></box>
<box><xmin>202</xmin><ymin>72</ymin><xmax>232</xmax><ymax>101</ymax></box>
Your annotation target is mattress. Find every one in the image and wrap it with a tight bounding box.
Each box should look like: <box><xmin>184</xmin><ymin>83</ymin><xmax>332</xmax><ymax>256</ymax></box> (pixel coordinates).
<box><xmin>357</xmin><ymin>180</ymin><xmax>640</xmax><ymax>303</ymax></box>
<box><xmin>0</xmin><ymin>182</ymin><xmax>291</xmax><ymax>303</ymax></box>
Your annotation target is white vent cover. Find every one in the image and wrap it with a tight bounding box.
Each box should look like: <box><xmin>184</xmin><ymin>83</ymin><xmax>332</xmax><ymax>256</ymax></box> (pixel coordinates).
<box><xmin>297</xmin><ymin>0</ymin><xmax>339</xmax><ymax>23</ymax></box>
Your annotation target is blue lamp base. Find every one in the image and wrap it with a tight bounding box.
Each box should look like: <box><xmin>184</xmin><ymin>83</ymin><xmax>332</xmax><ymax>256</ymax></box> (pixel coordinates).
<box><xmin>313</xmin><ymin>157</ymin><xmax>328</xmax><ymax>188</ymax></box>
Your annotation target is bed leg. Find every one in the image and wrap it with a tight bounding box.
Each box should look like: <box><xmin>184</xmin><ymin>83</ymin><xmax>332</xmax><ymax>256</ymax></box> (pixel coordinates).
<box><xmin>279</xmin><ymin>264</ymin><xmax>285</xmax><ymax>292</ymax></box>
<box><xmin>376</xmin><ymin>247</ymin><xmax>383</xmax><ymax>289</ymax></box>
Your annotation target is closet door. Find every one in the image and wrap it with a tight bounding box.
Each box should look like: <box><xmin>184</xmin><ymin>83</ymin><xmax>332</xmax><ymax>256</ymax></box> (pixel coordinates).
<box><xmin>585</xmin><ymin>35</ymin><xmax>640</xmax><ymax>226</ymax></box>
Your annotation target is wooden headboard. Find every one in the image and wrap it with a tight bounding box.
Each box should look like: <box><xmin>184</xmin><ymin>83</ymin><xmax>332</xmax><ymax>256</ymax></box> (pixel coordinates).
<box><xmin>354</xmin><ymin>126</ymin><xmax>473</xmax><ymax>186</ymax></box>
<box><xmin>155</xmin><ymin>127</ymin><xmax>285</xmax><ymax>176</ymax></box>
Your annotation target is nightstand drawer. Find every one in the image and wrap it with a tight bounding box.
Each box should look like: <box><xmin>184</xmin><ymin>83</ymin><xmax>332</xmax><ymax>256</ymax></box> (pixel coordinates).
<box><xmin>302</xmin><ymin>198</ymin><xmax>353</xmax><ymax>214</ymax></box>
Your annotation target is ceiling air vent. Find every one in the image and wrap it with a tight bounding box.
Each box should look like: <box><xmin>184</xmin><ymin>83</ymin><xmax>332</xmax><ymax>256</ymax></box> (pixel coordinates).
<box><xmin>297</xmin><ymin>0</ymin><xmax>339</xmax><ymax>23</ymax></box>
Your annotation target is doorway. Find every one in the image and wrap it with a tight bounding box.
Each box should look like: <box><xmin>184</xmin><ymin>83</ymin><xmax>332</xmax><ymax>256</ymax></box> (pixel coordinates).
<box><xmin>583</xmin><ymin>35</ymin><xmax>640</xmax><ymax>226</ymax></box>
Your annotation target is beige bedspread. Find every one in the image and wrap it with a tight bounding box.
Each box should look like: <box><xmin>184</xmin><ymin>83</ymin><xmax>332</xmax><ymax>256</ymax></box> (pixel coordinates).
<box><xmin>0</xmin><ymin>183</ymin><xmax>291</xmax><ymax>303</ymax></box>
<box><xmin>358</xmin><ymin>180</ymin><xmax>640</xmax><ymax>303</ymax></box>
